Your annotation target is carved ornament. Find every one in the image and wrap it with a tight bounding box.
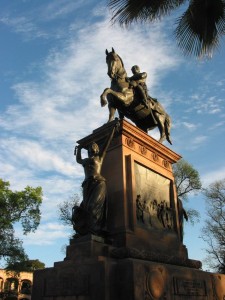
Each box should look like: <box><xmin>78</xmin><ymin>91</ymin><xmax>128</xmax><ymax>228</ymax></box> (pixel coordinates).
<box><xmin>126</xmin><ymin>137</ymin><xmax>135</xmax><ymax>149</ymax></box>
<box><xmin>139</xmin><ymin>145</ymin><xmax>147</xmax><ymax>155</ymax></box>
<box><xmin>162</xmin><ymin>160</ymin><xmax>169</xmax><ymax>169</ymax></box>
<box><xmin>152</xmin><ymin>152</ymin><xmax>159</xmax><ymax>162</ymax></box>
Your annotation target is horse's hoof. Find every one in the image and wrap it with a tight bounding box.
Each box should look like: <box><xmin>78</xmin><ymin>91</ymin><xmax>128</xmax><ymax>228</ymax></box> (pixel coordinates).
<box><xmin>158</xmin><ymin>135</ymin><xmax>166</xmax><ymax>144</ymax></box>
<box><xmin>100</xmin><ymin>97</ymin><xmax>107</xmax><ymax>107</ymax></box>
<box><xmin>168</xmin><ymin>138</ymin><xmax>172</xmax><ymax>145</ymax></box>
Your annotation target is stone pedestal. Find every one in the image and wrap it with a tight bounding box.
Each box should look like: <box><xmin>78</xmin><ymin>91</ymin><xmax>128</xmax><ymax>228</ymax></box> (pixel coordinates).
<box><xmin>32</xmin><ymin>120</ymin><xmax>225</xmax><ymax>300</ymax></box>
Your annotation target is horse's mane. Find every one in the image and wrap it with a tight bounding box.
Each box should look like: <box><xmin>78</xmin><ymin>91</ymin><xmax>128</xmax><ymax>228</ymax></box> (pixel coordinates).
<box><xmin>116</xmin><ymin>54</ymin><xmax>125</xmax><ymax>69</ymax></box>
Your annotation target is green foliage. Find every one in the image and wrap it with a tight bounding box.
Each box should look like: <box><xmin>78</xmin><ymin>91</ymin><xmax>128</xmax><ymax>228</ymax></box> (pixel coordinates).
<box><xmin>0</xmin><ymin>178</ymin><xmax>42</xmax><ymax>264</ymax></box>
<box><xmin>0</xmin><ymin>227</ymin><xmax>28</xmax><ymax>262</ymax></box>
<box><xmin>6</xmin><ymin>259</ymin><xmax>45</xmax><ymax>272</ymax></box>
<box><xmin>173</xmin><ymin>159</ymin><xmax>202</xmax><ymax>200</ymax></box>
<box><xmin>0</xmin><ymin>179</ymin><xmax>42</xmax><ymax>234</ymax></box>
<box><xmin>201</xmin><ymin>178</ymin><xmax>225</xmax><ymax>273</ymax></box>
<box><xmin>58</xmin><ymin>194</ymin><xmax>80</xmax><ymax>226</ymax></box>
<box><xmin>108</xmin><ymin>0</ymin><xmax>225</xmax><ymax>58</ymax></box>
<box><xmin>173</xmin><ymin>159</ymin><xmax>202</xmax><ymax>223</ymax></box>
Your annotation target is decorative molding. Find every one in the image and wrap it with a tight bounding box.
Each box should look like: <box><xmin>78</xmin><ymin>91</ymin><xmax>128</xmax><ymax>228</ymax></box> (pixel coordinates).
<box><xmin>78</xmin><ymin>119</ymin><xmax>182</xmax><ymax>164</ymax></box>
<box><xmin>110</xmin><ymin>247</ymin><xmax>202</xmax><ymax>269</ymax></box>
<box><xmin>145</xmin><ymin>270</ymin><xmax>166</xmax><ymax>300</ymax></box>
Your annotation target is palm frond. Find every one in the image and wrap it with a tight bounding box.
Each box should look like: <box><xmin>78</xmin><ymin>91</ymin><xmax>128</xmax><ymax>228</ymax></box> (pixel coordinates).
<box><xmin>109</xmin><ymin>0</ymin><xmax>186</xmax><ymax>25</ymax></box>
<box><xmin>175</xmin><ymin>0</ymin><xmax>225</xmax><ymax>57</ymax></box>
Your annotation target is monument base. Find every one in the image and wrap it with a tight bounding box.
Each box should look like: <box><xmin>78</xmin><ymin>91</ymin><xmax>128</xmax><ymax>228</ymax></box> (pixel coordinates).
<box><xmin>32</xmin><ymin>120</ymin><xmax>225</xmax><ymax>299</ymax></box>
<box><xmin>32</xmin><ymin>237</ymin><xmax>225</xmax><ymax>300</ymax></box>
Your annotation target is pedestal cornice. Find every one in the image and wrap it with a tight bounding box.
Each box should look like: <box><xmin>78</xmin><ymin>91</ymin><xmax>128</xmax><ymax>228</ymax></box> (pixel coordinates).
<box><xmin>77</xmin><ymin>119</ymin><xmax>181</xmax><ymax>164</ymax></box>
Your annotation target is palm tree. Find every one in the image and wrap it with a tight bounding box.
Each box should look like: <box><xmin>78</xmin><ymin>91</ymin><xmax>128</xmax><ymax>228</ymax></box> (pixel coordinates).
<box><xmin>108</xmin><ymin>0</ymin><xmax>225</xmax><ymax>58</ymax></box>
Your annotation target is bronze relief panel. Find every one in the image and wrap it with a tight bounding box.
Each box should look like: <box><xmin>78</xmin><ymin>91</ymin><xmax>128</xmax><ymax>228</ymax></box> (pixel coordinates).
<box><xmin>134</xmin><ymin>162</ymin><xmax>174</xmax><ymax>231</ymax></box>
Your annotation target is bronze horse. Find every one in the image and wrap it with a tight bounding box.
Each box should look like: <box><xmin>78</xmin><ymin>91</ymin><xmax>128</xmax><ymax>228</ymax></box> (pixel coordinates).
<box><xmin>100</xmin><ymin>48</ymin><xmax>172</xmax><ymax>144</ymax></box>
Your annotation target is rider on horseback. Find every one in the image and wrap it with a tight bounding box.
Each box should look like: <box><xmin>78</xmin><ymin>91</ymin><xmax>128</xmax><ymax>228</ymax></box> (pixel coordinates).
<box><xmin>127</xmin><ymin>65</ymin><xmax>157</xmax><ymax>109</ymax></box>
<box><xmin>101</xmin><ymin>48</ymin><xmax>172</xmax><ymax>144</ymax></box>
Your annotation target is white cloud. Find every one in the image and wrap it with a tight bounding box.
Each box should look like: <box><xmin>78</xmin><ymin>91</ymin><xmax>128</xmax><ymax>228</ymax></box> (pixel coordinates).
<box><xmin>16</xmin><ymin>223</ymin><xmax>70</xmax><ymax>245</ymax></box>
<box><xmin>216</xmin><ymin>79</ymin><xmax>225</xmax><ymax>87</ymax></box>
<box><xmin>192</xmin><ymin>135</ymin><xmax>208</xmax><ymax>145</ymax></box>
<box><xmin>209</xmin><ymin>108</ymin><xmax>221</xmax><ymax>114</ymax></box>
<box><xmin>182</xmin><ymin>122</ymin><xmax>198</xmax><ymax>131</ymax></box>
<box><xmin>40</xmin><ymin>0</ymin><xmax>90</xmax><ymax>21</ymax></box>
<box><xmin>196</xmin><ymin>100</ymin><xmax>222</xmax><ymax>115</ymax></box>
<box><xmin>176</xmin><ymin>134</ymin><xmax>208</xmax><ymax>152</ymax></box>
<box><xmin>0</xmin><ymin>16</ymin><xmax>47</xmax><ymax>39</ymax></box>
<box><xmin>0</xmin><ymin>0</ymin><xmax>93</xmax><ymax>40</ymax></box>
<box><xmin>0</xmin><ymin>138</ymin><xmax>74</xmax><ymax>176</ymax></box>
<box><xmin>202</xmin><ymin>167</ymin><xmax>225</xmax><ymax>186</ymax></box>
<box><xmin>191</xmin><ymin>94</ymin><xmax>200</xmax><ymax>100</ymax></box>
<box><xmin>209</xmin><ymin>121</ymin><xmax>225</xmax><ymax>130</ymax></box>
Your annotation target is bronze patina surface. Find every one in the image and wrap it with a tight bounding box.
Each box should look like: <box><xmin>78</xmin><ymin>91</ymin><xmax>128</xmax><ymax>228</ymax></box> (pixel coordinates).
<box><xmin>72</xmin><ymin>122</ymin><xmax>119</xmax><ymax>236</ymax></box>
<box><xmin>100</xmin><ymin>48</ymin><xmax>172</xmax><ymax>145</ymax></box>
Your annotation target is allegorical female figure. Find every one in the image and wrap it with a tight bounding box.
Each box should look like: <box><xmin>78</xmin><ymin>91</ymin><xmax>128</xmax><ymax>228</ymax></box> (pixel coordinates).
<box><xmin>72</xmin><ymin>123</ymin><xmax>118</xmax><ymax>236</ymax></box>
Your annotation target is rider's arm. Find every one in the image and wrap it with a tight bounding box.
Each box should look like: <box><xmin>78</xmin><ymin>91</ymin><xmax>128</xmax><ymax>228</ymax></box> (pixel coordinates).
<box><xmin>130</xmin><ymin>72</ymin><xmax>147</xmax><ymax>81</ymax></box>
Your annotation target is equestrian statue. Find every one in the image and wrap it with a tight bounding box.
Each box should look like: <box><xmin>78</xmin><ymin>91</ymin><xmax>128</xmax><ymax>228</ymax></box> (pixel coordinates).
<box><xmin>100</xmin><ymin>48</ymin><xmax>172</xmax><ymax>145</ymax></box>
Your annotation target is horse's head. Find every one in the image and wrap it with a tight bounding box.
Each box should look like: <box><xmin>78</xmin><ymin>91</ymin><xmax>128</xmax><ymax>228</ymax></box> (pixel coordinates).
<box><xmin>105</xmin><ymin>48</ymin><xmax>127</xmax><ymax>80</ymax></box>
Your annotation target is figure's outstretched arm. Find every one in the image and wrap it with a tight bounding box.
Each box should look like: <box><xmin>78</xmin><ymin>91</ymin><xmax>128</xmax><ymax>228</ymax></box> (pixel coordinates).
<box><xmin>101</xmin><ymin>122</ymin><xmax>119</xmax><ymax>160</ymax></box>
<box><xmin>74</xmin><ymin>145</ymin><xmax>83</xmax><ymax>164</ymax></box>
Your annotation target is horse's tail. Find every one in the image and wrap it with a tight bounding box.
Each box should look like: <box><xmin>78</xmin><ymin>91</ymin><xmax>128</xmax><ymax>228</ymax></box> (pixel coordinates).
<box><xmin>165</xmin><ymin>114</ymin><xmax>172</xmax><ymax>145</ymax></box>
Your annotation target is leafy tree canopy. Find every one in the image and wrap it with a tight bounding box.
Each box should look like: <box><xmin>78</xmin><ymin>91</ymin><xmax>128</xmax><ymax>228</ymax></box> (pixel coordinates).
<box><xmin>6</xmin><ymin>259</ymin><xmax>45</xmax><ymax>273</ymax></box>
<box><xmin>173</xmin><ymin>159</ymin><xmax>202</xmax><ymax>223</ymax></box>
<box><xmin>108</xmin><ymin>0</ymin><xmax>225</xmax><ymax>58</ymax></box>
<box><xmin>201</xmin><ymin>178</ymin><xmax>225</xmax><ymax>273</ymax></box>
<box><xmin>58</xmin><ymin>194</ymin><xmax>80</xmax><ymax>227</ymax></box>
<box><xmin>0</xmin><ymin>179</ymin><xmax>42</xmax><ymax>265</ymax></box>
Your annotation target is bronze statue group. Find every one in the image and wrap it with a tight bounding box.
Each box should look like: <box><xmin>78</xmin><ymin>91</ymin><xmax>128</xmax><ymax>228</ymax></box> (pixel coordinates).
<box><xmin>72</xmin><ymin>49</ymin><xmax>175</xmax><ymax>238</ymax></box>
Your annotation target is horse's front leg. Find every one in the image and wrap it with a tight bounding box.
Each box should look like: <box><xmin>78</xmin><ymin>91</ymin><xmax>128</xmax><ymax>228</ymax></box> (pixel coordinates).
<box><xmin>100</xmin><ymin>88</ymin><xmax>110</xmax><ymax>107</ymax></box>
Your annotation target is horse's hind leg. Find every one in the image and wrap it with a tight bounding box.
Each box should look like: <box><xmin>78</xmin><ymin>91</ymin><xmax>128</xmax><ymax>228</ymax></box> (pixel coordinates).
<box><xmin>108</xmin><ymin>105</ymin><xmax>116</xmax><ymax>122</ymax></box>
<box><xmin>165</xmin><ymin>114</ymin><xmax>172</xmax><ymax>145</ymax></box>
<box><xmin>118</xmin><ymin>111</ymin><xmax>124</xmax><ymax>120</ymax></box>
<box><xmin>155</xmin><ymin>112</ymin><xmax>166</xmax><ymax>143</ymax></box>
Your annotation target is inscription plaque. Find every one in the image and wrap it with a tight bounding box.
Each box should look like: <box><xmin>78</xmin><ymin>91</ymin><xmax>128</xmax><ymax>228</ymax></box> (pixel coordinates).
<box><xmin>44</xmin><ymin>271</ymin><xmax>89</xmax><ymax>297</ymax></box>
<box><xmin>174</xmin><ymin>277</ymin><xmax>207</xmax><ymax>296</ymax></box>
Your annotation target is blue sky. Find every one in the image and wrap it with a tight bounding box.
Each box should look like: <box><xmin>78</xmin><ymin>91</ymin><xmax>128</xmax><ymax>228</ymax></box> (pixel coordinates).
<box><xmin>0</xmin><ymin>0</ymin><xmax>224</xmax><ymax>269</ymax></box>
